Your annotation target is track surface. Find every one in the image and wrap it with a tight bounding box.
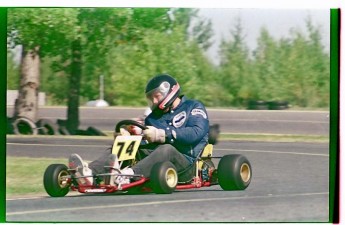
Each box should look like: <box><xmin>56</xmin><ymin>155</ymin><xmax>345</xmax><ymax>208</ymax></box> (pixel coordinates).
<box><xmin>7</xmin><ymin>106</ymin><xmax>330</xmax><ymax>135</ymax></box>
<box><xmin>6</xmin><ymin>108</ymin><xmax>330</xmax><ymax>222</ymax></box>
<box><xmin>6</xmin><ymin>138</ymin><xmax>329</xmax><ymax>222</ymax></box>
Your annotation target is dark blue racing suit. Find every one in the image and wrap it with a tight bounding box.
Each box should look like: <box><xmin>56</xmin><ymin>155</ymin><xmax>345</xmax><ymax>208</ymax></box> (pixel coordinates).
<box><xmin>146</xmin><ymin>96</ymin><xmax>209</xmax><ymax>160</ymax></box>
<box><xmin>131</xmin><ymin>96</ymin><xmax>209</xmax><ymax>177</ymax></box>
<box><xmin>89</xmin><ymin>96</ymin><xmax>209</xmax><ymax>178</ymax></box>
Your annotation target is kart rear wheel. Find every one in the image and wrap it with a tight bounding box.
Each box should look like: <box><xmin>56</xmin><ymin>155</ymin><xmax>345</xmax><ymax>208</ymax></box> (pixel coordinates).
<box><xmin>150</xmin><ymin>161</ymin><xmax>178</xmax><ymax>194</ymax></box>
<box><xmin>43</xmin><ymin>164</ymin><xmax>70</xmax><ymax>197</ymax></box>
<box><xmin>218</xmin><ymin>154</ymin><xmax>252</xmax><ymax>190</ymax></box>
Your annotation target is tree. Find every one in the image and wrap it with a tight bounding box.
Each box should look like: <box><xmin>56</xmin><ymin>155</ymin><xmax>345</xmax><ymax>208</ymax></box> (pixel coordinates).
<box><xmin>67</xmin><ymin>8</ymin><xmax>173</xmax><ymax>133</ymax></box>
<box><xmin>218</xmin><ymin>18</ymin><xmax>252</xmax><ymax>106</ymax></box>
<box><xmin>73</xmin><ymin>8</ymin><xmax>212</xmax><ymax>109</ymax></box>
<box><xmin>104</xmin><ymin>25</ymin><xmax>216</xmax><ymax>106</ymax></box>
<box><xmin>252</xmin><ymin>27</ymin><xmax>280</xmax><ymax>100</ymax></box>
<box><xmin>6</xmin><ymin>50</ymin><xmax>19</xmax><ymax>90</ymax></box>
<box><xmin>8</xmin><ymin>7</ymin><xmax>217</xmax><ymax>134</ymax></box>
<box><xmin>7</xmin><ymin>8</ymin><xmax>78</xmax><ymax>133</ymax></box>
<box><xmin>304</xmin><ymin>16</ymin><xmax>329</xmax><ymax>107</ymax></box>
<box><xmin>250</xmin><ymin>17</ymin><xmax>330</xmax><ymax>108</ymax></box>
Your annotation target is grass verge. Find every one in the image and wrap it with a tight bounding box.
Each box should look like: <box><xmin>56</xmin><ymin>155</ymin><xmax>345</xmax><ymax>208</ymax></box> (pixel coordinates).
<box><xmin>6</xmin><ymin>157</ymin><xmax>66</xmax><ymax>198</ymax></box>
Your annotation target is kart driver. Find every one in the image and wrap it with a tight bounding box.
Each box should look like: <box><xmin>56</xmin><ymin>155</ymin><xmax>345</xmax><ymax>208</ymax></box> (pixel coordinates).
<box><xmin>68</xmin><ymin>74</ymin><xmax>210</xmax><ymax>185</ymax></box>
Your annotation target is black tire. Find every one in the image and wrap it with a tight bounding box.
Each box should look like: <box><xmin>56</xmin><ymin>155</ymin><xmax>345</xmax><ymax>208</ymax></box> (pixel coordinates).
<box><xmin>218</xmin><ymin>154</ymin><xmax>252</xmax><ymax>190</ymax></box>
<box><xmin>13</xmin><ymin>117</ymin><xmax>38</xmax><ymax>135</ymax></box>
<box><xmin>43</xmin><ymin>164</ymin><xmax>70</xmax><ymax>197</ymax></box>
<box><xmin>57</xmin><ymin>119</ymin><xmax>70</xmax><ymax>135</ymax></box>
<box><xmin>247</xmin><ymin>100</ymin><xmax>268</xmax><ymax>110</ymax></box>
<box><xmin>150</xmin><ymin>161</ymin><xmax>178</xmax><ymax>194</ymax></box>
<box><xmin>86</xmin><ymin>126</ymin><xmax>106</xmax><ymax>136</ymax></box>
<box><xmin>75</xmin><ymin>129</ymin><xmax>89</xmax><ymax>135</ymax></box>
<box><xmin>36</xmin><ymin>119</ymin><xmax>59</xmax><ymax>135</ymax></box>
<box><xmin>268</xmin><ymin>101</ymin><xmax>289</xmax><ymax>110</ymax></box>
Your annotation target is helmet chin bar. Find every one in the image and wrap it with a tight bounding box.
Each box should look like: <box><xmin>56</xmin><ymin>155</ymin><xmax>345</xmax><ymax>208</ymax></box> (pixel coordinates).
<box><xmin>158</xmin><ymin>84</ymin><xmax>180</xmax><ymax>110</ymax></box>
<box><xmin>145</xmin><ymin>74</ymin><xmax>181</xmax><ymax>114</ymax></box>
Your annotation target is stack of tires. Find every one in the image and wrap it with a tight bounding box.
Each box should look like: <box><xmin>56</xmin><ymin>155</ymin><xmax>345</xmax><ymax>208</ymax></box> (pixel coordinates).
<box><xmin>7</xmin><ymin>117</ymin><xmax>106</xmax><ymax>136</ymax></box>
<box><xmin>247</xmin><ymin>100</ymin><xmax>289</xmax><ymax>110</ymax></box>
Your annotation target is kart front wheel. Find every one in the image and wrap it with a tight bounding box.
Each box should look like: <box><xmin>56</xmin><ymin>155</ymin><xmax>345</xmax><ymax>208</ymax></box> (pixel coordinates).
<box><xmin>218</xmin><ymin>154</ymin><xmax>252</xmax><ymax>190</ymax></box>
<box><xmin>43</xmin><ymin>164</ymin><xmax>71</xmax><ymax>197</ymax></box>
<box><xmin>150</xmin><ymin>161</ymin><xmax>178</xmax><ymax>194</ymax></box>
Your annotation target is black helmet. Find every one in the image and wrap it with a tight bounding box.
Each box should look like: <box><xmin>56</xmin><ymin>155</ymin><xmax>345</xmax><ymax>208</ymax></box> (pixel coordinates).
<box><xmin>145</xmin><ymin>74</ymin><xmax>180</xmax><ymax>112</ymax></box>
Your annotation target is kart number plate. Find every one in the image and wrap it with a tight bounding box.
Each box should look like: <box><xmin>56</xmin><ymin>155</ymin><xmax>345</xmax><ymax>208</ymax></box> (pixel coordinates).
<box><xmin>112</xmin><ymin>135</ymin><xmax>142</xmax><ymax>161</ymax></box>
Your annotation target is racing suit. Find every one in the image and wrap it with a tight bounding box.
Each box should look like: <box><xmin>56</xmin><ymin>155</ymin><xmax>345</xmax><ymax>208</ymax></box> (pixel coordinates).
<box><xmin>131</xmin><ymin>96</ymin><xmax>209</xmax><ymax>177</ymax></box>
<box><xmin>89</xmin><ymin>96</ymin><xmax>209</xmax><ymax>178</ymax></box>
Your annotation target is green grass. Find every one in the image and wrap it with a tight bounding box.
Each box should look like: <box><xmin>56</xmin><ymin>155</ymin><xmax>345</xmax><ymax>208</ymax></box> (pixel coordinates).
<box><xmin>6</xmin><ymin>157</ymin><xmax>67</xmax><ymax>198</ymax></box>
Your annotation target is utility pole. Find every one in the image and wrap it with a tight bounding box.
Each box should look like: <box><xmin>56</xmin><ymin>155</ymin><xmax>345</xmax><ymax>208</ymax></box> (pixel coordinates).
<box><xmin>100</xmin><ymin>75</ymin><xmax>104</xmax><ymax>100</ymax></box>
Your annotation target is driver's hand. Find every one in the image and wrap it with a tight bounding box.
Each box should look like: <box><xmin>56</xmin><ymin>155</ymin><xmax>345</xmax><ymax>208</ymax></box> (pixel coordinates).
<box><xmin>143</xmin><ymin>126</ymin><xmax>166</xmax><ymax>143</ymax></box>
<box><xmin>127</xmin><ymin>117</ymin><xmax>144</xmax><ymax>135</ymax></box>
<box><xmin>113</xmin><ymin>128</ymin><xmax>131</xmax><ymax>139</ymax></box>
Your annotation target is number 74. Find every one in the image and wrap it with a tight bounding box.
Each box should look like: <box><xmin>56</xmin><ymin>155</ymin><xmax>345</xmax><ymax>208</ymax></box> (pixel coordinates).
<box><xmin>111</xmin><ymin>135</ymin><xmax>142</xmax><ymax>161</ymax></box>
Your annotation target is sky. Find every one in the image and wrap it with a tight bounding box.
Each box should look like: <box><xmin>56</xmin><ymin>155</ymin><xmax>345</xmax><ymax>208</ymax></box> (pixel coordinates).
<box><xmin>196</xmin><ymin>8</ymin><xmax>330</xmax><ymax>64</ymax></box>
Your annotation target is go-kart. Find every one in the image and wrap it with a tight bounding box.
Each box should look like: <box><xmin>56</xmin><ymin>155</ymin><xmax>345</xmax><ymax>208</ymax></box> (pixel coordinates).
<box><xmin>43</xmin><ymin>120</ymin><xmax>252</xmax><ymax>197</ymax></box>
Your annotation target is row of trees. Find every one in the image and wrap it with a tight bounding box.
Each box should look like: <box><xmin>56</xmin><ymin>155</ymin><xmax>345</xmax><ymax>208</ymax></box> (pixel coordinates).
<box><xmin>7</xmin><ymin>8</ymin><xmax>213</xmax><ymax>134</ymax></box>
<box><xmin>218</xmin><ymin>17</ymin><xmax>329</xmax><ymax>107</ymax></box>
<box><xmin>7</xmin><ymin>8</ymin><xmax>329</xmax><ymax>133</ymax></box>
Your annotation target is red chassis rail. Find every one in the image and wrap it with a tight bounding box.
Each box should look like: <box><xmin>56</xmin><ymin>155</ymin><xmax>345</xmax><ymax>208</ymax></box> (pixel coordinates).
<box><xmin>70</xmin><ymin>173</ymin><xmax>215</xmax><ymax>193</ymax></box>
<box><xmin>176</xmin><ymin>177</ymin><xmax>212</xmax><ymax>190</ymax></box>
<box><xmin>71</xmin><ymin>177</ymin><xmax>149</xmax><ymax>193</ymax></box>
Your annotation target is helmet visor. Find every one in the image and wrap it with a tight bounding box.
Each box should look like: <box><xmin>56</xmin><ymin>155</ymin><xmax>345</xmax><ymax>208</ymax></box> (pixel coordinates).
<box><xmin>146</xmin><ymin>81</ymin><xmax>170</xmax><ymax>109</ymax></box>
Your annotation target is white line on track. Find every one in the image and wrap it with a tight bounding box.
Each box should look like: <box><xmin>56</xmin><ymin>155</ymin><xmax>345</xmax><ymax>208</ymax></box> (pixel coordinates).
<box><xmin>6</xmin><ymin>192</ymin><xmax>328</xmax><ymax>216</ymax></box>
<box><xmin>217</xmin><ymin>148</ymin><xmax>329</xmax><ymax>157</ymax></box>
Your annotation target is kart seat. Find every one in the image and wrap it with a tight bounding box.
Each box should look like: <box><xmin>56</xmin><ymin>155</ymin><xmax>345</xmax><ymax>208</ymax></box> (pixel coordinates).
<box><xmin>177</xmin><ymin>143</ymin><xmax>214</xmax><ymax>183</ymax></box>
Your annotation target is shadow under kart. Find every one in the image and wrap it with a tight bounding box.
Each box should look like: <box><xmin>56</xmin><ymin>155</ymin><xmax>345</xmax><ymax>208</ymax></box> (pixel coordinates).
<box><xmin>43</xmin><ymin>120</ymin><xmax>252</xmax><ymax>197</ymax></box>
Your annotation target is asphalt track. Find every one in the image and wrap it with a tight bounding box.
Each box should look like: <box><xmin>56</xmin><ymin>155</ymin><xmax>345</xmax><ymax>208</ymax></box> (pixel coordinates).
<box><xmin>6</xmin><ymin>108</ymin><xmax>330</xmax><ymax>222</ymax></box>
<box><xmin>7</xmin><ymin>106</ymin><xmax>330</xmax><ymax>135</ymax></box>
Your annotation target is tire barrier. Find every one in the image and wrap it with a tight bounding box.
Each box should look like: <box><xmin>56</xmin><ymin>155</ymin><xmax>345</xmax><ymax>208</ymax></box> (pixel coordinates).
<box><xmin>57</xmin><ymin>119</ymin><xmax>70</xmax><ymax>135</ymax></box>
<box><xmin>9</xmin><ymin>117</ymin><xmax>107</xmax><ymax>136</ymax></box>
<box><xmin>13</xmin><ymin>117</ymin><xmax>38</xmax><ymax>135</ymax></box>
<box><xmin>267</xmin><ymin>101</ymin><xmax>289</xmax><ymax>110</ymax></box>
<box><xmin>36</xmin><ymin>119</ymin><xmax>59</xmax><ymax>135</ymax></box>
<box><xmin>247</xmin><ymin>100</ymin><xmax>289</xmax><ymax>110</ymax></box>
<box><xmin>247</xmin><ymin>100</ymin><xmax>269</xmax><ymax>110</ymax></box>
<box><xmin>86</xmin><ymin>126</ymin><xmax>106</xmax><ymax>136</ymax></box>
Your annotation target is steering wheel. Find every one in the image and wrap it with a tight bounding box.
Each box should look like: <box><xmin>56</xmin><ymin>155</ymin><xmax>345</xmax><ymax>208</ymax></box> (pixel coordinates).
<box><xmin>115</xmin><ymin>119</ymin><xmax>148</xmax><ymax>133</ymax></box>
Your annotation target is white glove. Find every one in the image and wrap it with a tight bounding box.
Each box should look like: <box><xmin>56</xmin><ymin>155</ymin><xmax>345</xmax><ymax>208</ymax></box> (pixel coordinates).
<box><xmin>113</xmin><ymin>128</ymin><xmax>131</xmax><ymax>139</ymax></box>
<box><xmin>143</xmin><ymin>126</ymin><xmax>166</xmax><ymax>143</ymax></box>
<box><xmin>120</xmin><ymin>128</ymin><xmax>130</xmax><ymax>136</ymax></box>
<box><xmin>127</xmin><ymin>117</ymin><xmax>144</xmax><ymax>135</ymax></box>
